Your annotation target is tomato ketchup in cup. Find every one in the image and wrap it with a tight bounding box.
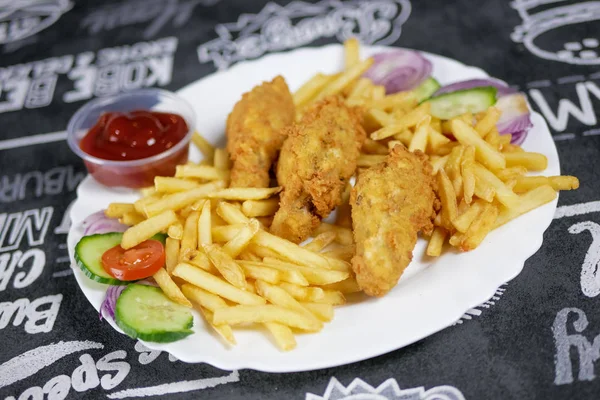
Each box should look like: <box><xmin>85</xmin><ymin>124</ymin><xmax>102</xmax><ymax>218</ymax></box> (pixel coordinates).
<box><xmin>67</xmin><ymin>89</ymin><xmax>195</xmax><ymax>189</ymax></box>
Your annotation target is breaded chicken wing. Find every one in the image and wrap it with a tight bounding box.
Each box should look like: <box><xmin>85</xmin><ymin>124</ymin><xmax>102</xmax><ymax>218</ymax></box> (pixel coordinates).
<box><xmin>351</xmin><ymin>145</ymin><xmax>437</xmax><ymax>297</ymax></box>
<box><xmin>271</xmin><ymin>96</ymin><xmax>366</xmax><ymax>243</ymax></box>
<box><xmin>226</xmin><ymin>76</ymin><xmax>295</xmax><ymax>188</ymax></box>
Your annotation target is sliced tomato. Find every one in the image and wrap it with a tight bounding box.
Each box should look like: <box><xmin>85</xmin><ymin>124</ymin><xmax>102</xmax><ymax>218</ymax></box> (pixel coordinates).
<box><xmin>101</xmin><ymin>240</ymin><xmax>165</xmax><ymax>281</ymax></box>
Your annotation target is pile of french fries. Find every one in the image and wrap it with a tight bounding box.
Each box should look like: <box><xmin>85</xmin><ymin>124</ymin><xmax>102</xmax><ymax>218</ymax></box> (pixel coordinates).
<box><xmin>293</xmin><ymin>38</ymin><xmax>579</xmax><ymax>256</ymax></box>
<box><xmin>105</xmin><ymin>137</ymin><xmax>358</xmax><ymax>351</ymax></box>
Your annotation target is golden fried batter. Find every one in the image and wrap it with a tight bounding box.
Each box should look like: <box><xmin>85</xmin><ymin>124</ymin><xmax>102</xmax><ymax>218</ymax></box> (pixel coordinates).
<box><xmin>351</xmin><ymin>145</ymin><xmax>437</xmax><ymax>297</ymax></box>
<box><xmin>271</xmin><ymin>96</ymin><xmax>366</xmax><ymax>243</ymax></box>
<box><xmin>226</xmin><ymin>76</ymin><xmax>295</xmax><ymax>188</ymax></box>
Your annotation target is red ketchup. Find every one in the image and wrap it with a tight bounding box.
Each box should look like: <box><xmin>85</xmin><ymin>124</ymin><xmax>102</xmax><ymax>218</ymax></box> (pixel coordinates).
<box><xmin>79</xmin><ymin>110</ymin><xmax>189</xmax><ymax>188</ymax></box>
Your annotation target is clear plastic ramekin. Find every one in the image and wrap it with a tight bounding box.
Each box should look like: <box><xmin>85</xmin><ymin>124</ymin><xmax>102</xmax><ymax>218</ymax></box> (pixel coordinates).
<box><xmin>67</xmin><ymin>88</ymin><xmax>196</xmax><ymax>189</ymax></box>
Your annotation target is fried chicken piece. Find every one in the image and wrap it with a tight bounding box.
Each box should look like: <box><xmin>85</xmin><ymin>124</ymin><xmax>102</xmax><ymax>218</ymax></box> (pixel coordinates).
<box><xmin>271</xmin><ymin>96</ymin><xmax>366</xmax><ymax>243</ymax></box>
<box><xmin>226</xmin><ymin>76</ymin><xmax>295</xmax><ymax>188</ymax></box>
<box><xmin>351</xmin><ymin>145</ymin><xmax>437</xmax><ymax>297</ymax></box>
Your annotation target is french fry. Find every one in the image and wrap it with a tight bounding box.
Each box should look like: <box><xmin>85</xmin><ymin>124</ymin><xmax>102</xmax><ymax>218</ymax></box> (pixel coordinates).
<box><xmin>207</xmin><ymin>187</ymin><xmax>281</xmax><ymax>201</ymax></box>
<box><xmin>362</xmin><ymin>138</ymin><xmax>389</xmax><ymax>155</ymax></box>
<box><xmin>213</xmin><ymin>305</ymin><xmax>322</xmax><ymax>332</ymax></box>
<box><xmin>153</xmin><ymin>268</ymin><xmax>192</xmax><ymax>307</ymax></box>
<box><xmin>495</xmin><ymin>166</ymin><xmax>528</xmax><ymax>181</ymax></box>
<box><xmin>371</xmin><ymin>85</ymin><xmax>386</xmax><ymax>100</ymax></box>
<box><xmin>192</xmin><ymin>132</ymin><xmax>215</xmax><ymax>163</ymax></box>
<box><xmin>367</xmin><ymin>108</ymin><xmax>394</xmax><ymax>127</ymax></box>
<box><xmin>222</xmin><ymin>219</ymin><xmax>260</xmax><ymax>258</ymax></box>
<box><xmin>188</xmin><ymin>250</ymin><xmax>219</xmax><ymax>274</ymax></box>
<box><xmin>200</xmin><ymin>307</ymin><xmax>236</xmax><ymax>345</ymax></box>
<box><xmin>278</xmin><ymin>282</ymin><xmax>325</xmax><ymax>301</ymax></box>
<box><xmin>513</xmin><ymin>175</ymin><xmax>579</xmax><ymax>193</ymax></box>
<box><xmin>105</xmin><ymin>203</ymin><xmax>135</xmax><ymax>218</ymax></box>
<box><xmin>472</xmin><ymin>163</ymin><xmax>519</xmax><ymax>208</ymax></box>
<box><xmin>255</xmin><ymin>280</ymin><xmax>321</xmax><ymax>326</ymax></box>
<box><xmin>371</xmin><ymin>91</ymin><xmax>417</xmax><ymax>111</ymax></box>
<box><xmin>181</xmin><ymin>283</ymin><xmax>228</xmax><ymax>312</ymax></box>
<box><xmin>315</xmin><ymin>57</ymin><xmax>374</xmax><ymax>101</ymax></box>
<box><xmin>358</xmin><ymin>154</ymin><xmax>386</xmax><ymax>167</ymax></box>
<box><xmin>322</xmin><ymin>278</ymin><xmax>361</xmax><ymax>294</ymax></box>
<box><xmin>393</xmin><ymin>130</ymin><xmax>413</xmax><ymax>147</ymax></box>
<box><xmin>426</xmin><ymin>227</ymin><xmax>447</xmax><ymax>257</ymax></box>
<box><xmin>294</xmin><ymin>73</ymin><xmax>335</xmax><ymax>107</ymax></box>
<box><xmin>314</xmin><ymin>223</ymin><xmax>354</xmax><ymax>246</ymax></box>
<box><xmin>240</xmin><ymin>262</ymin><xmax>280</xmax><ymax>284</ymax></box>
<box><xmin>144</xmin><ymin>181</ymin><xmax>225</xmax><ymax>217</ymax></box>
<box><xmin>474</xmin><ymin>177</ymin><xmax>496</xmax><ymax>202</ymax></box>
<box><xmin>120</xmin><ymin>212</ymin><xmax>146</xmax><ymax>226</ymax></box>
<box><xmin>323</xmin><ymin>245</ymin><xmax>355</xmax><ymax>261</ymax></box>
<box><xmin>175</xmin><ymin>165</ymin><xmax>229</xmax><ymax>181</ymax></box>
<box><xmin>336</xmin><ymin>182</ymin><xmax>353</xmax><ymax>228</ymax></box>
<box><xmin>173</xmin><ymin>263</ymin><xmax>265</xmax><ymax>305</ymax></box>
<box><xmin>301</xmin><ymin>302</ymin><xmax>334</xmax><ymax>322</ymax></box>
<box><xmin>450</xmin><ymin>119</ymin><xmax>506</xmax><ymax>171</ymax></box>
<box><xmin>264</xmin><ymin>322</ymin><xmax>296</xmax><ymax>351</ymax></box>
<box><xmin>242</xmin><ymin>198</ymin><xmax>280</xmax><ymax>217</ymax></box>
<box><xmin>498</xmin><ymin>133</ymin><xmax>512</xmax><ymax>147</ymax></box>
<box><xmin>167</xmin><ymin>223</ymin><xmax>183</xmax><ymax>240</ymax></box>
<box><xmin>452</xmin><ymin>200</ymin><xmax>486</xmax><ymax>233</ymax></box>
<box><xmin>344</xmin><ymin>37</ymin><xmax>360</xmax><ymax>69</ymax></box>
<box><xmin>408</xmin><ymin>115</ymin><xmax>431</xmax><ymax>152</ymax></box>
<box><xmin>256</xmin><ymin>258</ymin><xmax>349</xmax><ymax>285</ymax></box>
<box><xmin>346</xmin><ymin>78</ymin><xmax>372</xmax><ymax>102</ymax></box>
<box><xmin>303</xmin><ymin>231</ymin><xmax>337</xmax><ymax>252</ymax></box>
<box><xmin>139</xmin><ymin>186</ymin><xmax>156</xmax><ymax>197</ymax></box>
<box><xmin>213</xmin><ymin>148</ymin><xmax>231</xmax><ymax>170</ymax></box>
<box><xmin>217</xmin><ymin>202</ymin><xmax>249</xmax><ymax>225</ymax></box>
<box><xmin>502</xmin><ymin>143</ymin><xmax>524</xmax><ymax>153</ymax></box>
<box><xmin>165</xmin><ymin>237</ymin><xmax>180</xmax><ymax>274</ymax></box>
<box><xmin>134</xmin><ymin>193</ymin><xmax>161</xmax><ymax>215</ymax></box>
<box><xmin>460</xmin><ymin>203</ymin><xmax>499</xmax><ymax>251</ymax></box>
<box><xmin>202</xmin><ymin>243</ymin><xmax>246</xmax><ymax>288</ymax></box>
<box><xmin>431</xmin><ymin>154</ymin><xmax>449</xmax><ymax>174</ymax></box>
<box><xmin>494</xmin><ymin>185</ymin><xmax>557</xmax><ymax>228</ymax></box>
<box><xmin>180</xmin><ymin>211</ymin><xmax>200</xmax><ymax>259</ymax></box>
<box><xmin>313</xmin><ymin>290</ymin><xmax>346</xmax><ymax>305</ymax></box>
<box><xmin>504</xmin><ymin>152</ymin><xmax>548</xmax><ymax>171</ymax></box>
<box><xmin>427</xmin><ymin>127</ymin><xmax>451</xmax><ymax>153</ymax></box>
<box><xmin>484</xmin><ymin>127</ymin><xmax>500</xmax><ymax>149</ymax></box>
<box><xmin>461</xmin><ymin>146</ymin><xmax>476</xmax><ymax>204</ymax></box>
<box><xmin>371</xmin><ymin>103</ymin><xmax>430</xmax><ymax>140</ymax></box>
<box><xmin>437</xmin><ymin>169</ymin><xmax>458</xmax><ymax>226</ymax></box>
<box><xmin>198</xmin><ymin>200</ymin><xmax>212</xmax><ymax>245</ymax></box>
<box><xmin>212</xmin><ymin>224</ymin><xmax>244</xmax><ymax>242</ymax></box>
<box><xmin>474</xmin><ymin>107</ymin><xmax>500</xmax><ymax>137</ymax></box>
<box><xmin>121</xmin><ymin>210</ymin><xmax>178</xmax><ymax>249</ymax></box>
<box><xmin>279</xmin><ymin>269</ymin><xmax>310</xmax><ymax>287</ymax></box>
<box><xmin>155</xmin><ymin>177</ymin><xmax>202</xmax><ymax>193</ymax></box>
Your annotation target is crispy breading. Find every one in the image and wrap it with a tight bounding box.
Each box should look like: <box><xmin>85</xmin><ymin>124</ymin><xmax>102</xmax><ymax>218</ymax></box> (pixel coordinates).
<box><xmin>226</xmin><ymin>76</ymin><xmax>295</xmax><ymax>188</ymax></box>
<box><xmin>351</xmin><ymin>145</ymin><xmax>437</xmax><ymax>297</ymax></box>
<box><xmin>271</xmin><ymin>96</ymin><xmax>366</xmax><ymax>243</ymax></box>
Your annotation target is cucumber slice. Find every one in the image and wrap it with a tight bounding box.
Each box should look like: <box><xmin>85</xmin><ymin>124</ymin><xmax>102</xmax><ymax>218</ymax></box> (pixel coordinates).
<box><xmin>426</xmin><ymin>86</ymin><xmax>497</xmax><ymax>120</ymax></box>
<box><xmin>414</xmin><ymin>77</ymin><xmax>441</xmax><ymax>103</ymax></box>
<box><xmin>75</xmin><ymin>232</ymin><xmax>126</xmax><ymax>285</ymax></box>
<box><xmin>115</xmin><ymin>284</ymin><xmax>193</xmax><ymax>343</ymax></box>
<box><xmin>74</xmin><ymin>232</ymin><xmax>167</xmax><ymax>285</ymax></box>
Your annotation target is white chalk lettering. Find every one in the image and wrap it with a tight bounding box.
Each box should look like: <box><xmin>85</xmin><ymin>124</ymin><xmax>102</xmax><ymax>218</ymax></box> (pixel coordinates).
<box><xmin>529</xmin><ymin>82</ymin><xmax>598</xmax><ymax>132</ymax></box>
<box><xmin>0</xmin><ymin>294</ymin><xmax>62</xmax><ymax>334</ymax></box>
<box><xmin>0</xmin><ymin>249</ymin><xmax>45</xmax><ymax>291</ymax></box>
<box><xmin>0</xmin><ymin>165</ymin><xmax>85</xmax><ymax>203</ymax></box>
<box><xmin>553</xmin><ymin>307</ymin><xmax>600</xmax><ymax>385</ymax></box>
<box><xmin>0</xmin><ymin>79</ymin><xmax>30</xmax><ymax>113</ymax></box>
<box><xmin>5</xmin><ymin>348</ymin><xmax>132</xmax><ymax>399</ymax></box>
<box><xmin>569</xmin><ymin>221</ymin><xmax>600</xmax><ymax>297</ymax></box>
<box><xmin>0</xmin><ymin>207</ymin><xmax>53</xmax><ymax>252</ymax></box>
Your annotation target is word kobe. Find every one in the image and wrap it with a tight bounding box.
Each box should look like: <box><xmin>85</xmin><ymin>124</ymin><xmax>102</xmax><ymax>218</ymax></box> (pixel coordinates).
<box><xmin>569</xmin><ymin>221</ymin><xmax>600</xmax><ymax>297</ymax></box>
<box><xmin>198</xmin><ymin>0</ymin><xmax>411</xmax><ymax>69</ymax></box>
<box><xmin>553</xmin><ymin>307</ymin><xmax>600</xmax><ymax>385</ymax></box>
<box><xmin>511</xmin><ymin>0</ymin><xmax>600</xmax><ymax>65</ymax></box>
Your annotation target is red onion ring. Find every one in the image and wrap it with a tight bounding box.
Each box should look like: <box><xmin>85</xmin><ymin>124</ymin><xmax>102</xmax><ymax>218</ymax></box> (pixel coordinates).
<box><xmin>83</xmin><ymin>211</ymin><xmax>128</xmax><ymax>235</ymax></box>
<box><xmin>434</xmin><ymin>78</ymin><xmax>517</xmax><ymax>97</ymax></box>
<box><xmin>363</xmin><ymin>50</ymin><xmax>432</xmax><ymax>94</ymax></box>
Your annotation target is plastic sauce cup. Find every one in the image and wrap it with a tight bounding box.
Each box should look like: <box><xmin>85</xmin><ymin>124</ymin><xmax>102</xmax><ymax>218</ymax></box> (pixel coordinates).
<box><xmin>67</xmin><ymin>88</ymin><xmax>196</xmax><ymax>189</ymax></box>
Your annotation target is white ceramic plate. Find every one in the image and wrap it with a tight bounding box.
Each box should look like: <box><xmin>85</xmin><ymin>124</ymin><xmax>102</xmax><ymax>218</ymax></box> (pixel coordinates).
<box><xmin>67</xmin><ymin>44</ymin><xmax>560</xmax><ymax>372</ymax></box>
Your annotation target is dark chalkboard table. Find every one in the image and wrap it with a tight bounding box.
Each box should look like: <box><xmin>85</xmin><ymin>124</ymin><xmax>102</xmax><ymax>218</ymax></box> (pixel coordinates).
<box><xmin>1</xmin><ymin>1</ymin><xmax>599</xmax><ymax>399</ymax></box>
